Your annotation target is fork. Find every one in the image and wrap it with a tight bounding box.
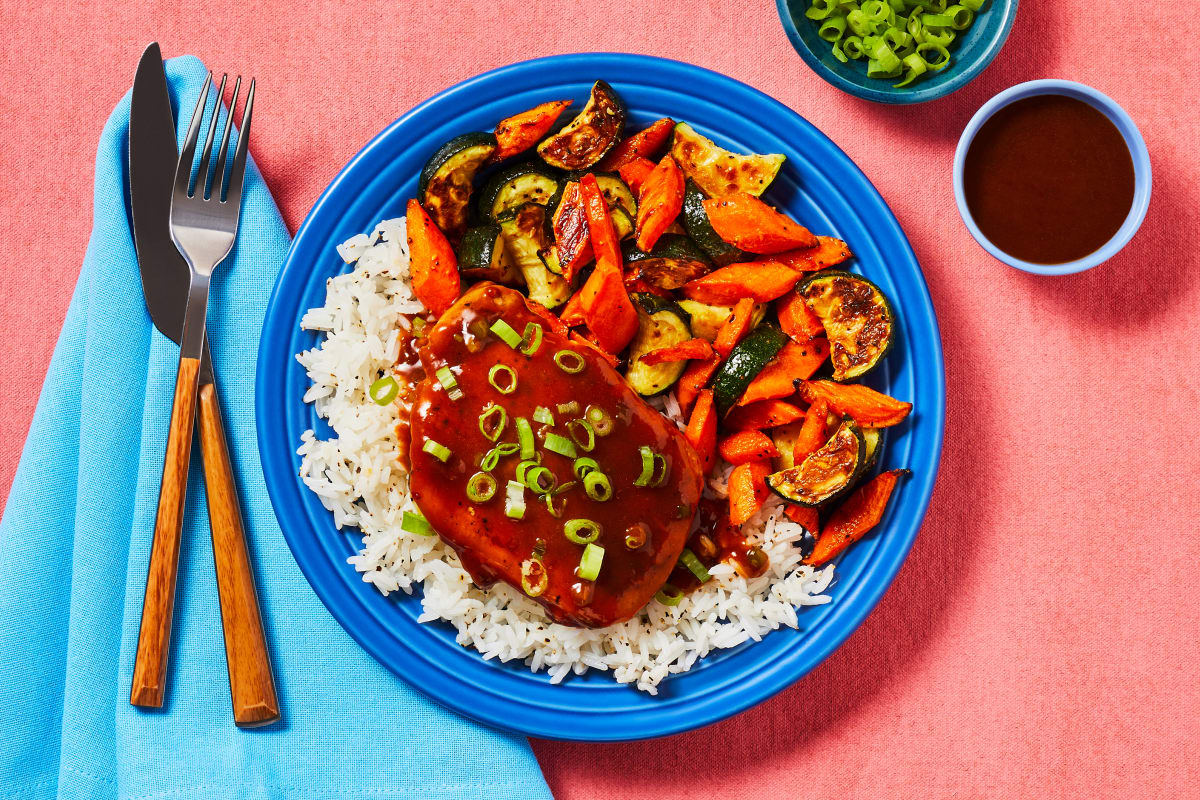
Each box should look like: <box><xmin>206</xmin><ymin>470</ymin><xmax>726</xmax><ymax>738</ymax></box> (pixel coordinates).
<box><xmin>131</xmin><ymin>73</ymin><xmax>255</xmax><ymax>710</ymax></box>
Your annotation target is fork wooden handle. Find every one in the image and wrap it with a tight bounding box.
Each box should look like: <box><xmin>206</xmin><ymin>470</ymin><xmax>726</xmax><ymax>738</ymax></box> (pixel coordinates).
<box><xmin>131</xmin><ymin>356</ymin><xmax>200</xmax><ymax>708</ymax></box>
<box><xmin>196</xmin><ymin>379</ymin><xmax>280</xmax><ymax>727</ymax></box>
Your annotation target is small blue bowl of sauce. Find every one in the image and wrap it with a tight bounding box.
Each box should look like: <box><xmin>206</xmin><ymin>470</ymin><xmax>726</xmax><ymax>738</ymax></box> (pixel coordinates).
<box><xmin>953</xmin><ymin>79</ymin><xmax>1152</xmax><ymax>275</ymax></box>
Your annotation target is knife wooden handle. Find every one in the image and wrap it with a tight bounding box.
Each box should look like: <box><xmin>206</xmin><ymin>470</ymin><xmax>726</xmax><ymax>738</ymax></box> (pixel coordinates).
<box><xmin>131</xmin><ymin>355</ymin><xmax>201</xmax><ymax>708</ymax></box>
<box><xmin>196</xmin><ymin>379</ymin><xmax>281</xmax><ymax>727</ymax></box>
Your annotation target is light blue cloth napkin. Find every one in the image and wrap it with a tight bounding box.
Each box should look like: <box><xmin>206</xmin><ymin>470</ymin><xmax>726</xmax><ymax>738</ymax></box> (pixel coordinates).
<box><xmin>0</xmin><ymin>56</ymin><xmax>551</xmax><ymax>800</ymax></box>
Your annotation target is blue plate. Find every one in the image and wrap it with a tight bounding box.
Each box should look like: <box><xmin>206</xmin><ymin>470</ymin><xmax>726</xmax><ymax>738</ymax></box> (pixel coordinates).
<box><xmin>776</xmin><ymin>0</ymin><xmax>1019</xmax><ymax>104</ymax></box>
<box><xmin>257</xmin><ymin>53</ymin><xmax>945</xmax><ymax>741</ymax></box>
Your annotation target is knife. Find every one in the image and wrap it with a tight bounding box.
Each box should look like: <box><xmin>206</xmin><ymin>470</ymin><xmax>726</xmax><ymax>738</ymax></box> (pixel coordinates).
<box><xmin>129</xmin><ymin>43</ymin><xmax>279</xmax><ymax>726</ymax></box>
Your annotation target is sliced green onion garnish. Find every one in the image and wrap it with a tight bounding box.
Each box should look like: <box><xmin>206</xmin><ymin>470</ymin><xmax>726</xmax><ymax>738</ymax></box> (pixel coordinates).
<box><xmin>583</xmin><ymin>471</ymin><xmax>613</xmax><ymax>502</ymax></box>
<box><xmin>516</xmin><ymin>416</ymin><xmax>535</xmax><ymax>461</ymax></box>
<box><xmin>553</xmin><ymin>480</ymin><xmax>577</xmax><ymax>495</ymax></box>
<box><xmin>479</xmin><ymin>448</ymin><xmax>501</xmax><ymax>472</ymax></box>
<box><xmin>573</xmin><ymin>457</ymin><xmax>600</xmax><ymax>478</ymax></box>
<box><xmin>625</xmin><ymin>523</ymin><xmax>648</xmax><ymax>549</ymax></box>
<box><xmin>515</xmin><ymin>458</ymin><xmax>542</xmax><ymax>485</ymax></box>
<box><xmin>520</xmin><ymin>556</ymin><xmax>547</xmax><ymax>597</ymax></box>
<box><xmin>505</xmin><ymin>480</ymin><xmax>526</xmax><ymax>519</ymax></box>
<box><xmin>576</xmin><ymin>543</ymin><xmax>605</xmax><ymax>581</ymax></box>
<box><xmin>584</xmin><ymin>405</ymin><xmax>613</xmax><ymax>436</ymax></box>
<box><xmin>544</xmin><ymin>431</ymin><xmax>577</xmax><ymax>459</ymax></box>
<box><xmin>490</xmin><ymin>318</ymin><xmax>523</xmax><ymax>349</ymax></box>
<box><xmin>466</xmin><ymin>471</ymin><xmax>497</xmax><ymax>503</ymax></box>
<box><xmin>566</xmin><ymin>419</ymin><xmax>595</xmax><ymax>452</ymax></box>
<box><xmin>410</xmin><ymin>316</ymin><xmax>426</xmax><ymax>334</ymax></box>
<box><xmin>946</xmin><ymin>4</ymin><xmax>973</xmax><ymax>29</ymax></box>
<box><xmin>401</xmin><ymin>509</ymin><xmax>435</xmax><ymax>537</ymax></box>
<box><xmin>488</xmin><ymin>364</ymin><xmax>517</xmax><ymax>394</ymax></box>
<box><xmin>634</xmin><ymin>446</ymin><xmax>657</xmax><ymax>488</ymax></box>
<box><xmin>544</xmin><ymin>492</ymin><xmax>566</xmax><ymax>518</ymax></box>
<box><xmin>679</xmin><ymin>548</ymin><xmax>710</xmax><ymax>583</ymax></box>
<box><xmin>556</xmin><ymin>401</ymin><xmax>580</xmax><ymax>416</ymax></box>
<box><xmin>651</xmin><ymin>453</ymin><xmax>669</xmax><ymax>487</ymax></box>
<box><xmin>478</xmin><ymin>404</ymin><xmax>508</xmax><ymax>442</ymax></box>
<box><xmin>533</xmin><ymin>406</ymin><xmax>555</xmax><ymax>426</ymax></box>
<box><xmin>422</xmin><ymin>438</ymin><xmax>451</xmax><ymax>463</ymax></box>
<box><xmin>553</xmin><ymin>349</ymin><xmax>585</xmax><ymax>374</ymax></box>
<box><xmin>369</xmin><ymin>375</ymin><xmax>399</xmax><ymax>405</ymax></box>
<box><xmin>525</xmin><ymin>465</ymin><xmax>557</xmax><ymax>494</ymax></box>
<box><xmin>435</xmin><ymin>365</ymin><xmax>463</xmax><ymax>401</ymax></box>
<box><xmin>519</xmin><ymin>322</ymin><xmax>543</xmax><ymax>356</ymax></box>
<box><xmin>655</xmin><ymin>584</ymin><xmax>683</xmax><ymax>606</ymax></box>
<box><xmin>494</xmin><ymin>442</ymin><xmax>519</xmax><ymax>456</ymax></box>
<box><xmin>563</xmin><ymin>518</ymin><xmax>601</xmax><ymax>545</ymax></box>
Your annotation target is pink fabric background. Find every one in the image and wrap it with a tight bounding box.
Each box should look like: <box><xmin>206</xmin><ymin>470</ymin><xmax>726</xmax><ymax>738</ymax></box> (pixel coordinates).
<box><xmin>3</xmin><ymin>1</ymin><xmax>1198</xmax><ymax>797</ymax></box>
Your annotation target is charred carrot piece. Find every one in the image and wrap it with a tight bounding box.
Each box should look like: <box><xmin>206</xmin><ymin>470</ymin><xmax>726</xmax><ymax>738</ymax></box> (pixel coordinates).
<box><xmin>569</xmin><ymin>330</ymin><xmax>620</xmax><ymax>369</ymax></box>
<box><xmin>804</xmin><ymin>469</ymin><xmax>909</xmax><ymax>565</ymax></box>
<box><xmin>713</xmin><ymin>297</ymin><xmax>758</xmax><ymax>358</ymax></box>
<box><xmin>492</xmin><ymin>100</ymin><xmax>572</xmax><ymax>162</ymax></box>
<box><xmin>578</xmin><ymin>175</ymin><xmax>638</xmax><ymax>354</ymax></box>
<box><xmin>728</xmin><ymin>460</ymin><xmax>772</xmax><ymax>526</ymax></box>
<box><xmin>527</xmin><ymin>299</ymin><xmax>570</xmax><ymax>339</ymax></box>
<box><xmin>718</xmin><ymin>430</ymin><xmax>779</xmax><ymax>465</ymax></box>
<box><xmin>798</xmin><ymin>381</ymin><xmax>912</xmax><ymax>428</ymax></box>
<box><xmin>580</xmin><ymin>174</ymin><xmax>622</xmax><ymax>271</ymax></box>
<box><xmin>636</xmin><ymin>155</ymin><xmax>685</xmax><ymax>252</ymax></box>
<box><xmin>784</xmin><ymin>504</ymin><xmax>820</xmax><ymax>535</ymax></box>
<box><xmin>617</xmin><ymin>157</ymin><xmax>656</xmax><ymax>196</ymax></box>
<box><xmin>776</xmin><ymin>288</ymin><xmax>825</xmax><ymax>342</ymax></box>
<box><xmin>702</xmin><ymin>193</ymin><xmax>818</xmax><ymax>254</ymax></box>
<box><xmin>684</xmin><ymin>389</ymin><xmax>718</xmax><ymax>474</ymax></box>
<box><xmin>640</xmin><ymin>337</ymin><xmax>714</xmax><ymax>366</ymax></box>
<box><xmin>738</xmin><ymin>339</ymin><xmax>830</xmax><ymax>407</ymax></box>
<box><xmin>756</xmin><ymin>236</ymin><xmax>852</xmax><ymax>272</ymax></box>
<box><xmin>725</xmin><ymin>399</ymin><xmax>806</xmax><ymax>431</ymax></box>
<box><xmin>677</xmin><ymin>354</ymin><xmax>721</xmax><ymax>417</ymax></box>
<box><xmin>598</xmin><ymin>117</ymin><xmax>675</xmax><ymax>171</ymax></box>
<box><xmin>791</xmin><ymin>398</ymin><xmax>829</xmax><ymax>465</ymax></box>
<box><xmin>552</xmin><ymin>181</ymin><xmax>593</xmax><ymax>284</ymax></box>
<box><xmin>682</xmin><ymin>262</ymin><xmax>802</xmax><ymax>305</ymax></box>
<box><xmin>405</xmin><ymin>199</ymin><xmax>460</xmax><ymax>317</ymax></box>
<box><xmin>560</xmin><ymin>290</ymin><xmax>586</xmax><ymax>327</ymax></box>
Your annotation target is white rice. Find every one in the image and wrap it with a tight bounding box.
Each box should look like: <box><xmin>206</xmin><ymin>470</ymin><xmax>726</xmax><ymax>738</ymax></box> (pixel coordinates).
<box><xmin>296</xmin><ymin>216</ymin><xmax>835</xmax><ymax>694</ymax></box>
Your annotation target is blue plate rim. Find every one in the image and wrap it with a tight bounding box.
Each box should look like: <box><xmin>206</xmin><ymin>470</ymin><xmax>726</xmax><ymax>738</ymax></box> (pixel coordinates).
<box><xmin>256</xmin><ymin>52</ymin><xmax>947</xmax><ymax>741</ymax></box>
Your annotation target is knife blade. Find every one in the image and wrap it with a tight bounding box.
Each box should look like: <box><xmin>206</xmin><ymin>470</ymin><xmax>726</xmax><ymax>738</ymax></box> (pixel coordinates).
<box><xmin>128</xmin><ymin>43</ymin><xmax>279</xmax><ymax>726</ymax></box>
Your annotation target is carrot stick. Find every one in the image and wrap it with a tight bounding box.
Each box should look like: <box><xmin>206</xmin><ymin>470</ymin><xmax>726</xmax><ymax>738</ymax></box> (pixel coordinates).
<box><xmin>738</xmin><ymin>339</ymin><xmax>830</xmax><ymax>406</ymax></box>
<box><xmin>682</xmin><ymin>262</ymin><xmax>802</xmax><ymax>305</ymax></box>
<box><xmin>405</xmin><ymin>199</ymin><xmax>460</xmax><ymax>317</ymax></box>
<box><xmin>718</xmin><ymin>430</ymin><xmax>779</xmax><ymax>465</ymax></box>
<box><xmin>784</xmin><ymin>504</ymin><xmax>820</xmax><ymax>535</ymax></box>
<box><xmin>552</xmin><ymin>181</ymin><xmax>593</xmax><ymax>283</ymax></box>
<box><xmin>598</xmin><ymin>118</ymin><xmax>675</xmax><ymax>170</ymax></box>
<box><xmin>684</xmin><ymin>389</ymin><xmax>718</xmax><ymax>474</ymax></box>
<box><xmin>756</xmin><ymin>236</ymin><xmax>852</xmax><ymax>272</ymax></box>
<box><xmin>635</xmin><ymin>155</ymin><xmax>685</xmax><ymax>252</ymax></box>
<box><xmin>797</xmin><ymin>381</ymin><xmax>913</xmax><ymax>428</ymax></box>
<box><xmin>702</xmin><ymin>193</ymin><xmax>818</xmax><ymax>254</ymax></box>
<box><xmin>791</xmin><ymin>397</ymin><xmax>829</xmax><ymax>465</ymax></box>
<box><xmin>640</xmin><ymin>338</ymin><xmax>714</xmax><ymax>366</ymax></box>
<box><xmin>713</xmin><ymin>297</ymin><xmax>757</xmax><ymax>358</ymax></box>
<box><xmin>776</xmin><ymin>288</ymin><xmax>825</xmax><ymax>342</ymax></box>
<box><xmin>728</xmin><ymin>460</ymin><xmax>772</xmax><ymax>526</ymax></box>
<box><xmin>617</xmin><ymin>157</ymin><xmax>656</xmax><ymax>196</ymax></box>
<box><xmin>676</xmin><ymin>354</ymin><xmax>721</xmax><ymax>417</ymax></box>
<box><xmin>559</xmin><ymin>290</ymin><xmax>586</xmax><ymax>327</ymax></box>
<box><xmin>724</xmin><ymin>399</ymin><xmax>806</xmax><ymax>430</ymax></box>
<box><xmin>580</xmin><ymin>174</ymin><xmax>622</xmax><ymax>271</ymax></box>
<box><xmin>492</xmin><ymin>100</ymin><xmax>572</xmax><ymax>162</ymax></box>
<box><xmin>804</xmin><ymin>469</ymin><xmax>909</xmax><ymax>565</ymax></box>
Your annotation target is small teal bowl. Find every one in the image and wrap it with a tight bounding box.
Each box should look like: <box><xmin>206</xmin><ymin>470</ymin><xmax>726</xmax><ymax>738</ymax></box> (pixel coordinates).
<box><xmin>776</xmin><ymin>0</ymin><xmax>1018</xmax><ymax>104</ymax></box>
<box><xmin>952</xmin><ymin>79</ymin><xmax>1152</xmax><ymax>275</ymax></box>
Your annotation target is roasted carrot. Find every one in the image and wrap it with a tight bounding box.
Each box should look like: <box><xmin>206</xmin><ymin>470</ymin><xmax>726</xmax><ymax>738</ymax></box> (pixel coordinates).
<box><xmin>640</xmin><ymin>337</ymin><xmax>714</xmax><ymax>366</ymax></box>
<box><xmin>776</xmin><ymin>288</ymin><xmax>825</xmax><ymax>342</ymax></box>
<box><xmin>617</xmin><ymin>157</ymin><xmax>656</xmax><ymax>196</ymax></box>
<box><xmin>684</xmin><ymin>389</ymin><xmax>718</xmax><ymax>474</ymax></box>
<box><xmin>713</xmin><ymin>297</ymin><xmax>758</xmax><ymax>357</ymax></box>
<box><xmin>598</xmin><ymin>117</ymin><xmax>675</xmax><ymax>170</ymax></box>
<box><xmin>791</xmin><ymin>397</ymin><xmax>829</xmax><ymax>465</ymax></box>
<box><xmin>578</xmin><ymin>175</ymin><xmax>638</xmax><ymax>354</ymax></box>
<box><xmin>728</xmin><ymin>460</ymin><xmax>772</xmax><ymax>526</ymax></box>
<box><xmin>718</xmin><ymin>430</ymin><xmax>779</xmax><ymax>465</ymax></box>
<box><xmin>636</xmin><ymin>155</ymin><xmax>685</xmax><ymax>252</ymax></box>
<box><xmin>725</xmin><ymin>399</ymin><xmax>806</xmax><ymax>430</ymax></box>
<box><xmin>756</xmin><ymin>236</ymin><xmax>852</xmax><ymax>272</ymax></box>
<box><xmin>804</xmin><ymin>469</ymin><xmax>909</xmax><ymax>565</ymax></box>
<box><xmin>560</xmin><ymin>290</ymin><xmax>586</xmax><ymax>327</ymax></box>
<box><xmin>702</xmin><ymin>193</ymin><xmax>818</xmax><ymax>254</ymax></box>
<box><xmin>738</xmin><ymin>339</ymin><xmax>830</xmax><ymax>406</ymax></box>
<box><xmin>405</xmin><ymin>198</ymin><xmax>460</xmax><ymax>317</ymax></box>
<box><xmin>676</xmin><ymin>354</ymin><xmax>721</xmax><ymax>417</ymax></box>
<box><xmin>798</xmin><ymin>380</ymin><xmax>913</xmax><ymax>428</ymax></box>
<box><xmin>552</xmin><ymin>181</ymin><xmax>593</xmax><ymax>283</ymax></box>
<box><xmin>682</xmin><ymin>261</ymin><xmax>802</xmax><ymax>305</ymax></box>
<box><xmin>784</xmin><ymin>504</ymin><xmax>820</xmax><ymax>536</ymax></box>
<box><xmin>492</xmin><ymin>100</ymin><xmax>572</xmax><ymax>162</ymax></box>
<box><xmin>527</xmin><ymin>299</ymin><xmax>570</xmax><ymax>339</ymax></box>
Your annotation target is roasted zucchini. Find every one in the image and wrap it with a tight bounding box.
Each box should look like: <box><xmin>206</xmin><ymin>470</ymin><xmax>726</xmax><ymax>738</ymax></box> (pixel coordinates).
<box><xmin>670</xmin><ymin>122</ymin><xmax>784</xmax><ymax>198</ymax></box>
<box><xmin>458</xmin><ymin>222</ymin><xmax>521</xmax><ymax>285</ymax></box>
<box><xmin>766</xmin><ymin>417</ymin><xmax>865</xmax><ymax>507</ymax></box>
<box><xmin>418</xmin><ymin>132</ymin><xmax>497</xmax><ymax>241</ymax></box>
<box><xmin>537</xmin><ymin>81</ymin><xmax>626</xmax><ymax>170</ymax></box>
<box><xmin>624</xmin><ymin>293</ymin><xmax>693</xmax><ymax>396</ymax></box>
<box><xmin>709</xmin><ymin>324</ymin><xmax>788</xmax><ymax>414</ymax></box>
<box><xmin>498</xmin><ymin>203</ymin><xmax>571</xmax><ymax>309</ymax></box>
<box><xmin>860</xmin><ymin>426</ymin><xmax>882</xmax><ymax>474</ymax></box>
<box><xmin>677</xmin><ymin>299</ymin><xmax>767</xmax><ymax>341</ymax></box>
<box><xmin>624</xmin><ymin>234</ymin><xmax>712</xmax><ymax>290</ymax></box>
<box><xmin>799</xmin><ymin>271</ymin><xmax>895</xmax><ymax>381</ymax></box>
<box><xmin>681</xmin><ymin>178</ymin><xmax>745</xmax><ymax>266</ymax></box>
<box><xmin>477</xmin><ymin>163</ymin><xmax>560</xmax><ymax>220</ymax></box>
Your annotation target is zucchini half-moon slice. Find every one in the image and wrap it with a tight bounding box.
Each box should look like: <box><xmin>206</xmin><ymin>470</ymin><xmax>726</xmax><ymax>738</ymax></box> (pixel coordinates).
<box><xmin>624</xmin><ymin>293</ymin><xmax>693</xmax><ymax>396</ymax></box>
<box><xmin>537</xmin><ymin>81</ymin><xmax>626</xmax><ymax>171</ymax></box>
<box><xmin>624</xmin><ymin>234</ymin><xmax>712</xmax><ymax>291</ymax></box>
<box><xmin>670</xmin><ymin>122</ymin><xmax>784</xmax><ymax>198</ymax></box>
<box><xmin>418</xmin><ymin>131</ymin><xmax>497</xmax><ymax>241</ymax></box>
<box><xmin>477</xmin><ymin>163</ymin><xmax>560</xmax><ymax>221</ymax></box>
<box><xmin>799</xmin><ymin>271</ymin><xmax>895</xmax><ymax>382</ymax></box>
<box><xmin>766</xmin><ymin>417</ymin><xmax>865</xmax><ymax>507</ymax></box>
<box><xmin>681</xmin><ymin>178</ymin><xmax>745</xmax><ymax>266</ymax></box>
<box><xmin>458</xmin><ymin>222</ymin><xmax>521</xmax><ymax>285</ymax></box>
<box><xmin>497</xmin><ymin>203</ymin><xmax>571</xmax><ymax>309</ymax></box>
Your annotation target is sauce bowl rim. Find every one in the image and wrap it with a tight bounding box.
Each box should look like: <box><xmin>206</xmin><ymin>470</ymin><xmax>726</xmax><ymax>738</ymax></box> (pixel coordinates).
<box><xmin>952</xmin><ymin>78</ymin><xmax>1152</xmax><ymax>276</ymax></box>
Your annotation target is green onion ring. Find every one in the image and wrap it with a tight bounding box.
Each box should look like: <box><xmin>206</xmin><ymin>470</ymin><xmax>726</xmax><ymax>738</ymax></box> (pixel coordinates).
<box><xmin>516</xmin><ymin>417</ymin><xmax>535</xmax><ymax>461</ymax></box>
<box><xmin>655</xmin><ymin>584</ymin><xmax>683</xmax><ymax>606</ymax></box>
<box><xmin>369</xmin><ymin>375</ymin><xmax>399</xmax><ymax>405</ymax></box>
<box><xmin>505</xmin><ymin>480</ymin><xmax>526</xmax><ymax>520</ymax></box>
<box><xmin>679</xmin><ymin>548</ymin><xmax>710</xmax><ymax>584</ymax></box>
<box><xmin>435</xmin><ymin>366</ymin><xmax>463</xmax><ymax>401</ymax></box>
<box><xmin>563</xmin><ymin>519</ymin><xmax>602</xmax><ymax>545</ymax></box>
<box><xmin>576</xmin><ymin>543</ymin><xmax>605</xmax><ymax>581</ymax></box>
<box><xmin>490</xmin><ymin>318</ymin><xmax>523</xmax><ymax>349</ymax></box>
<box><xmin>583</xmin><ymin>471</ymin><xmax>613</xmax><ymax>502</ymax></box>
<box><xmin>556</xmin><ymin>400</ymin><xmax>580</xmax><ymax>416</ymax></box>
<box><xmin>488</xmin><ymin>364</ymin><xmax>517</xmax><ymax>394</ymax></box>
<box><xmin>422</xmin><ymin>438</ymin><xmax>451</xmax><ymax>463</ymax></box>
<box><xmin>544</xmin><ymin>431</ymin><xmax>577</xmax><ymax>459</ymax></box>
<box><xmin>573</xmin><ymin>457</ymin><xmax>600</xmax><ymax>478</ymax></box>
<box><xmin>478</xmin><ymin>404</ymin><xmax>507</xmax><ymax>442</ymax></box>
<box><xmin>525</xmin><ymin>466</ymin><xmax>557</xmax><ymax>494</ymax></box>
<box><xmin>553</xmin><ymin>349</ymin><xmax>585</xmax><ymax>374</ymax></box>
<box><xmin>519</xmin><ymin>322</ymin><xmax>543</xmax><ymax>356</ymax></box>
<box><xmin>466</xmin><ymin>472</ymin><xmax>497</xmax><ymax>503</ymax></box>
<box><xmin>566</xmin><ymin>419</ymin><xmax>595</xmax><ymax>452</ymax></box>
<box><xmin>544</xmin><ymin>493</ymin><xmax>566</xmax><ymax>518</ymax></box>
<box><xmin>634</xmin><ymin>446</ymin><xmax>657</xmax><ymax>488</ymax></box>
<box><xmin>584</xmin><ymin>405</ymin><xmax>614</xmax><ymax>436</ymax></box>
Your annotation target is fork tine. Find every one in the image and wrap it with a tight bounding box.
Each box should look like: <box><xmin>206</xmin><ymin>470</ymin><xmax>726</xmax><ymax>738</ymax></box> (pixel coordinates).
<box><xmin>194</xmin><ymin>73</ymin><xmax>227</xmax><ymax>199</ymax></box>
<box><xmin>174</xmin><ymin>75</ymin><xmax>212</xmax><ymax>199</ymax></box>
<box><xmin>223</xmin><ymin>78</ymin><xmax>255</xmax><ymax>208</ymax></box>
<box><xmin>211</xmin><ymin>75</ymin><xmax>241</xmax><ymax>203</ymax></box>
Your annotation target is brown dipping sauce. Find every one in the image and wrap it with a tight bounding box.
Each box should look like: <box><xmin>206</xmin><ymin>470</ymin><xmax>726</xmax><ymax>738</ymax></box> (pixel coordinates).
<box><xmin>962</xmin><ymin>94</ymin><xmax>1135</xmax><ymax>265</ymax></box>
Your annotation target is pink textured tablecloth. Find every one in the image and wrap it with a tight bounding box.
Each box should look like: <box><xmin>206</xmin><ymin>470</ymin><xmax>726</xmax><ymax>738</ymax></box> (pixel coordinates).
<box><xmin>3</xmin><ymin>2</ymin><xmax>1198</xmax><ymax>797</ymax></box>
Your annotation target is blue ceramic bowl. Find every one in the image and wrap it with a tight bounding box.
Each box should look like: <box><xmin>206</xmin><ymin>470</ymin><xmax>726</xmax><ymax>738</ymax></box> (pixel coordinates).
<box><xmin>952</xmin><ymin>79</ymin><xmax>1152</xmax><ymax>275</ymax></box>
<box><xmin>776</xmin><ymin>0</ymin><xmax>1018</xmax><ymax>104</ymax></box>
